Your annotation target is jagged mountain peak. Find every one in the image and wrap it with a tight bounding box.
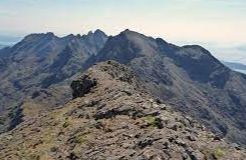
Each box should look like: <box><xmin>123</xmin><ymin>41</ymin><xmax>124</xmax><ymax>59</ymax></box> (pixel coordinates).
<box><xmin>62</xmin><ymin>34</ymin><xmax>79</xmax><ymax>40</ymax></box>
<box><xmin>120</xmin><ymin>29</ymin><xmax>155</xmax><ymax>41</ymax></box>
<box><xmin>83</xmin><ymin>29</ymin><xmax>107</xmax><ymax>38</ymax></box>
<box><xmin>120</xmin><ymin>28</ymin><xmax>139</xmax><ymax>35</ymax></box>
<box><xmin>23</xmin><ymin>32</ymin><xmax>57</xmax><ymax>42</ymax></box>
<box><xmin>81</xmin><ymin>29</ymin><xmax>108</xmax><ymax>49</ymax></box>
<box><xmin>94</xmin><ymin>29</ymin><xmax>107</xmax><ymax>36</ymax></box>
<box><xmin>20</xmin><ymin>30</ymin><xmax>107</xmax><ymax>45</ymax></box>
<box><xmin>94</xmin><ymin>30</ymin><xmax>159</xmax><ymax>64</ymax></box>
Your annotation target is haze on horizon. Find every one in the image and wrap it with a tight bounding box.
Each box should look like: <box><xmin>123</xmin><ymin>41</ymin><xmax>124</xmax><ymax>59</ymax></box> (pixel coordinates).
<box><xmin>0</xmin><ymin>0</ymin><xmax>246</xmax><ymax>63</ymax></box>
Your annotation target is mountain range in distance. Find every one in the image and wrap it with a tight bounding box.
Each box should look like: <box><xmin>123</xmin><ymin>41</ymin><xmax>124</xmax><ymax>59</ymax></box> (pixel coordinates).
<box><xmin>0</xmin><ymin>44</ymin><xmax>8</xmax><ymax>49</ymax></box>
<box><xmin>0</xmin><ymin>29</ymin><xmax>246</xmax><ymax>152</ymax></box>
<box><xmin>1</xmin><ymin>34</ymin><xmax>246</xmax><ymax>75</ymax></box>
<box><xmin>223</xmin><ymin>61</ymin><xmax>246</xmax><ymax>74</ymax></box>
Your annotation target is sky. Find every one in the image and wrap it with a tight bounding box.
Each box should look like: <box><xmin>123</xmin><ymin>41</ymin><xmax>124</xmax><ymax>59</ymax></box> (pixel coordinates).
<box><xmin>0</xmin><ymin>0</ymin><xmax>246</xmax><ymax>63</ymax></box>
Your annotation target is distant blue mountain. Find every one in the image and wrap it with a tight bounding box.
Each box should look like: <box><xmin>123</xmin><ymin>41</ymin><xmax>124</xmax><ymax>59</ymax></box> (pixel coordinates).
<box><xmin>0</xmin><ymin>44</ymin><xmax>8</xmax><ymax>49</ymax></box>
<box><xmin>223</xmin><ymin>61</ymin><xmax>246</xmax><ymax>74</ymax></box>
<box><xmin>0</xmin><ymin>35</ymin><xmax>22</xmax><ymax>46</ymax></box>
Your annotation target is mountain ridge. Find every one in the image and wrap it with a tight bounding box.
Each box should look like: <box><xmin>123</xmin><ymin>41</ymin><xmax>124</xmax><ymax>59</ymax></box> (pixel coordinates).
<box><xmin>89</xmin><ymin>30</ymin><xmax>246</xmax><ymax>145</ymax></box>
<box><xmin>0</xmin><ymin>29</ymin><xmax>246</xmax><ymax>148</ymax></box>
<box><xmin>1</xmin><ymin>61</ymin><xmax>245</xmax><ymax>159</ymax></box>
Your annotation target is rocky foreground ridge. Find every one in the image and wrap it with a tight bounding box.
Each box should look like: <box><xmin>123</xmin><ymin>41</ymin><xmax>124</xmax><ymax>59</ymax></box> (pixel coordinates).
<box><xmin>0</xmin><ymin>61</ymin><xmax>245</xmax><ymax>160</ymax></box>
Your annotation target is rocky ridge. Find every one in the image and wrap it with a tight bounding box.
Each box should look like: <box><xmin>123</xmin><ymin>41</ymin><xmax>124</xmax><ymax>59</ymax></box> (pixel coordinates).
<box><xmin>1</xmin><ymin>29</ymin><xmax>246</xmax><ymax>147</ymax></box>
<box><xmin>92</xmin><ymin>30</ymin><xmax>246</xmax><ymax>146</ymax></box>
<box><xmin>0</xmin><ymin>61</ymin><xmax>245</xmax><ymax>160</ymax></box>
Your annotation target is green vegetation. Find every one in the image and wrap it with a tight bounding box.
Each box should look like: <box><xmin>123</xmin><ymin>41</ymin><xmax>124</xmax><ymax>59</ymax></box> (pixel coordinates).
<box><xmin>144</xmin><ymin>115</ymin><xmax>163</xmax><ymax>128</ymax></box>
<box><xmin>213</xmin><ymin>147</ymin><xmax>225</xmax><ymax>159</ymax></box>
<box><xmin>145</xmin><ymin>115</ymin><xmax>156</xmax><ymax>125</ymax></box>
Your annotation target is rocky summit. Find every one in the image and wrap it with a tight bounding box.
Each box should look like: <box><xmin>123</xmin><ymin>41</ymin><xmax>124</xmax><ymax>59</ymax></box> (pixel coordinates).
<box><xmin>0</xmin><ymin>61</ymin><xmax>245</xmax><ymax>160</ymax></box>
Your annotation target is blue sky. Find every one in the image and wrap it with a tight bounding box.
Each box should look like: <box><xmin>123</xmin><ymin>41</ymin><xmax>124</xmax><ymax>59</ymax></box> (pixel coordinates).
<box><xmin>0</xmin><ymin>0</ymin><xmax>246</xmax><ymax>63</ymax></box>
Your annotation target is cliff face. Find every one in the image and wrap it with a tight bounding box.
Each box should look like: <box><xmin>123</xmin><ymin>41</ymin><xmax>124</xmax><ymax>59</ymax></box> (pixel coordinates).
<box><xmin>0</xmin><ymin>61</ymin><xmax>245</xmax><ymax>160</ymax></box>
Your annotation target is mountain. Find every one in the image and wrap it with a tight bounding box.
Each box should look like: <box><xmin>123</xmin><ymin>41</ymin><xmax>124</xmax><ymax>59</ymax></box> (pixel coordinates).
<box><xmin>223</xmin><ymin>61</ymin><xmax>246</xmax><ymax>74</ymax></box>
<box><xmin>0</xmin><ymin>44</ymin><xmax>6</xmax><ymax>49</ymax></box>
<box><xmin>0</xmin><ymin>30</ymin><xmax>108</xmax><ymax>133</ymax></box>
<box><xmin>1</xmin><ymin>61</ymin><xmax>245</xmax><ymax>159</ymax></box>
<box><xmin>0</xmin><ymin>29</ymin><xmax>246</xmax><ymax>147</ymax></box>
<box><xmin>0</xmin><ymin>35</ymin><xmax>21</xmax><ymax>44</ymax></box>
<box><xmin>91</xmin><ymin>30</ymin><xmax>246</xmax><ymax>146</ymax></box>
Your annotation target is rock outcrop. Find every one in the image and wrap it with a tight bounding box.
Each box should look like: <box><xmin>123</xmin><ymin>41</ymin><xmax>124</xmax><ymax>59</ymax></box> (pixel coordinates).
<box><xmin>71</xmin><ymin>75</ymin><xmax>97</xmax><ymax>99</ymax></box>
<box><xmin>0</xmin><ymin>61</ymin><xmax>245</xmax><ymax>160</ymax></box>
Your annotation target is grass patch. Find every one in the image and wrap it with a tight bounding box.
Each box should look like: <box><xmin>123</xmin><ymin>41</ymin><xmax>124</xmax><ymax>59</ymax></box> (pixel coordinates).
<box><xmin>213</xmin><ymin>147</ymin><xmax>225</xmax><ymax>159</ymax></box>
<box><xmin>144</xmin><ymin>115</ymin><xmax>163</xmax><ymax>129</ymax></box>
<box><xmin>145</xmin><ymin>116</ymin><xmax>156</xmax><ymax>125</ymax></box>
